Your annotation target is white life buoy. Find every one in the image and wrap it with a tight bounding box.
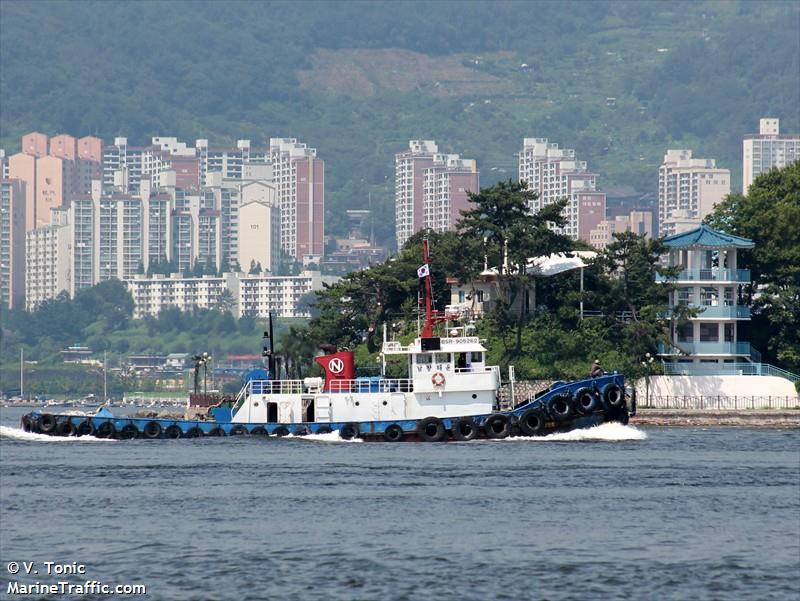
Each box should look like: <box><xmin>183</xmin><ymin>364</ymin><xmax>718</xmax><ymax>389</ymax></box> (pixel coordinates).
<box><xmin>431</xmin><ymin>371</ymin><xmax>446</xmax><ymax>388</ymax></box>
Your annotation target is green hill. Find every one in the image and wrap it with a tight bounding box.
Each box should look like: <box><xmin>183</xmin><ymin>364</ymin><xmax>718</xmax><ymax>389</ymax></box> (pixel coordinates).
<box><xmin>1</xmin><ymin>0</ymin><xmax>798</xmax><ymax>247</ymax></box>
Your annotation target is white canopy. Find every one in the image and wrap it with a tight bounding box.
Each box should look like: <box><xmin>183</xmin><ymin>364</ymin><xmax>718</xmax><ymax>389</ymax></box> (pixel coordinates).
<box><xmin>526</xmin><ymin>251</ymin><xmax>597</xmax><ymax>277</ymax></box>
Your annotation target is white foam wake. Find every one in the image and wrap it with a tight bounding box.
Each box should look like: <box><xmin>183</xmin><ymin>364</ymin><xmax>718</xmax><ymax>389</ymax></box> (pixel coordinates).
<box><xmin>501</xmin><ymin>422</ymin><xmax>647</xmax><ymax>442</ymax></box>
<box><xmin>0</xmin><ymin>425</ymin><xmax>115</xmax><ymax>443</ymax></box>
<box><xmin>284</xmin><ymin>430</ymin><xmax>363</xmax><ymax>443</ymax></box>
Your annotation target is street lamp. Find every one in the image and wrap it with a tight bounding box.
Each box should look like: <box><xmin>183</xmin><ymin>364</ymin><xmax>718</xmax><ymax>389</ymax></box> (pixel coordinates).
<box><xmin>641</xmin><ymin>352</ymin><xmax>654</xmax><ymax>407</ymax></box>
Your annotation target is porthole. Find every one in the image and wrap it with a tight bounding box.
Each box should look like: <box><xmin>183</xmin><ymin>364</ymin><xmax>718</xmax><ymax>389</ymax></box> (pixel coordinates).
<box><xmin>471</xmin><ymin>394</ymin><xmax>477</xmax><ymax>399</ymax></box>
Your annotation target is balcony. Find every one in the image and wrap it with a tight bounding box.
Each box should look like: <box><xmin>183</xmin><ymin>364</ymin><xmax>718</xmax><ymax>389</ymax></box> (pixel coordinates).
<box><xmin>661</xmin><ymin>305</ymin><xmax>750</xmax><ymax>319</ymax></box>
<box><xmin>658</xmin><ymin>341</ymin><xmax>752</xmax><ymax>357</ymax></box>
<box><xmin>656</xmin><ymin>268</ymin><xmax>751</xmax><ymax>283</ymax></box>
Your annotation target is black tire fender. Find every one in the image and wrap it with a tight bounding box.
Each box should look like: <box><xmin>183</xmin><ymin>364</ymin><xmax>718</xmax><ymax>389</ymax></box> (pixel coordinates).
<box><xmin>574</xmin><ymin>387</ymin><xmax>599</xmax><ymax>414</ymax></box>
<box><xmin>39</xmin><ymin>414</ymin><xmax>57</xmax><ymax>434</ymax></box>
<box><xmin>451</xmin><ymin>417</ymin><xmax>480</xmax><ymax>441</ymax></box>
<box><xmin>76</xmin><ymin>419</ymin><xmax>95</xmax><ymax>437</ymax></box>
<box><xmin>315</xmin><ymin>426</ymin><xmax>332</xmax><ymax>435</ymax></box>
<box><xmin>339</xmin><ymin>423</ymin><xmax>359</xmax><ymax>440</ymax></box>
<box><xmin>274</xmin><ymin>426</ymin><xmax>290</xmax><ymax>437</ymax></box>
<box><xmin>547</xmin><ymin>394</ymin><xmax>574</xmax><ymax>421</ymax></box>
<box><xmin>602</xmin><ymin>383</ymin><xmax>624</xmax><ymax>408</ymax></box>
<box><xmin>118</xmin><ymin>424</ymin><xmax>139</xmax><ymax>439</ymax></box>
<box><xmin>207</xmin><ymin>427</ymin><xmax>225</xmax><ymax>437</ymax></box>
<box><xmin>249</xmin><ymin>426</ymin><xmax>268</xmax><ymax>436</ymax></box>
<box><xmin>417</xmin><ymin>417</ymin><xmax>446</xmax><ymax>442</ymax></box>
<box><xmin>95</xmin><ymin>421</ymin><xmax>116</xmax><ymax>438</ymax></box>
<box><xmin>56</xmin><ymin>419</ymin><xmax>76</xmax><ymax>437</ymax></box>
<box><xmin>484</xmin><ymin>414</ymin><xmax>511</xmax><ymax>439</ymax></box>
<box><xmin>383</xmin><ymin>424</ymin><xmax>404</xmax><ymax>442</ymax></box>
<box><xmin>229</xmin><ymin>425</ymin><xmax>248</xmax><ymax>436</ymax></box>
<box><xmin>143</xmin><ymin>421</ymin><xmax>162</xmax><ymax>439</ymax></box>
<box><xmin>518</xmin><ymin>409</ymin><xmax>545</xmax><ymax>436</ymax></box>
<box><xmin>185</xmin><ymin>426</ymin><xmax>204</xmax><ymax>438</ymax></box>
<box><xmin>164</xmin><ymin>424</ymin><xmax>183</xmax><ymax>439</ymax></box>
<box><xmin>20</xmin><ymin>415</ymin><xmax>32</xmax><ymax>432</ymax></box>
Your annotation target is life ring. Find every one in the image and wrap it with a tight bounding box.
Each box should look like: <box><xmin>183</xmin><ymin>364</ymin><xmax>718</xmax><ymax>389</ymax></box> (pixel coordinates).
<box><xmin>547</xmin><ymin>394</ymin><xmax>573</xmax><ymax>420</ymax></box>
<box><xmin>573</xmin><ymin>387</ymin><xmax>598</xmax><ymax>414</ymax></box>
<box><xmin>39</xmin><ymin>413</ymin><xmax>57</xmax><ymax>434</ymax></box>
<box><xmin>383</xmin><ymin>424</ymin><xmax>404</xmax><ymax>442</ymax></box>
<box><xmin>431</xmin><ymin>371</ymin><xmax>446</xmax><ymax>388</ymax></box>
<box><xmin>484</xmin><ymin>414</ymin><xmax>510</xmax><ymax>439</ymax></box>
<box><xmin>76</xmin><ymin>419</ymin><xmax>95</xmax><ymax>437</ymax></box>
<box><xmin>56</xmin><ymin>419</ymin><xmax>76</xmax><ymax>437</ymax></box>
<box><xmin>95</xmin><ymin>421</ymin><xmax>116</xmax><ymax>438</ymax></box>
<box><xmin>339</xmin><ymin>423</ymin><xmax>359</xmax><ymax>440</ymax></box>
<box><xmin>143</xmin><ymin>421</ymin><xmax>162</xmax><ymax>439</ymax></box>
<box><xmin>164</xmin><ymin>424</ymin><xmax>183</xmax><ymax>439</ymax></box>
<box><xmin>417</xmin><ymin>417</ymin><xmax>446</xmax><ymax>442</ymax></box>
<box><xmin>602</xmin><ymin>383</ymin><xmax>624</xmax><ymax>408</ymax></box>
<box><xmin>451</xmin><ymin>417</ymin><xmax>479</xmax><ymax>441</ymax></box>
<box><xmin>229</xmin><ymin>425</ymin><xmax>248</xmax><ymax>436</ymax></box>
<box><xmin>119</xmin><ymin>424</ymin><xmax>139</xmax><ymax>439</ymax></box>
<box><xmin>518</xmin><ymin>409</ymin><xmax>545</xmax><ymax>436</ymax></box>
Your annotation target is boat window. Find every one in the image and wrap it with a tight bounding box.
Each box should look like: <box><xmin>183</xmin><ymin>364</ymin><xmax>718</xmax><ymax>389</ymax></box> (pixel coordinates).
<box><xmin>416</xmin><ymin>353</ymin><xmax>432</xmax><ymax>365</ymax></box>
<box><xmin>470</xmin><ymin>351</ymin><xmax>483</xmax><ymax>363</ymax></box>
<box><xmin>435</xmin><ymin>353</ymin><xmax>451</xmax><ymax>364</ymax></box>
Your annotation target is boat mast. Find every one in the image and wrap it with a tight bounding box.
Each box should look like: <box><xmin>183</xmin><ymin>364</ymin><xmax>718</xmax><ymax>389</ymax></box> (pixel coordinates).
<box><xmin>422</xmin><ymin>238</ymin><xmax>435</xmax><ymax>337</ymax></box>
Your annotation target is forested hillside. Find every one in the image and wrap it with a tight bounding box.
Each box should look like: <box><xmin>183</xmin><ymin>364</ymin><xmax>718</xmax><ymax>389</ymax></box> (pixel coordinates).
<box><xmin>1</xmin><ymin>0</ymin><xmax>798</xmax><ymax>247</ymax></box>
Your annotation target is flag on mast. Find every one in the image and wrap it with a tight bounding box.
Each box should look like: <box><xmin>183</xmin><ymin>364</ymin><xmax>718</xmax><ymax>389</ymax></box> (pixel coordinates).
<box><xmin>417</xmin><ymin>264</ymin><xmax>430</xmax><ymax>278</ymax></box>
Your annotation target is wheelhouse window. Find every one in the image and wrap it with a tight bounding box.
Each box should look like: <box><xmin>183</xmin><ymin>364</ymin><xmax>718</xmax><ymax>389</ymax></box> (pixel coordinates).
<box><xmin>434</xmin><ymin>353</ymin><xmax>451</xmax><ymax>365</ymax></box>
<box><xmin>470</xmin><ymin>351</ymin><xmax>484</xmax><ymax>363</ymax></box>
<box><xmin>416</xmin><ymin>353</ymin><xmax>431</xmax><ymax>365</ymax></box>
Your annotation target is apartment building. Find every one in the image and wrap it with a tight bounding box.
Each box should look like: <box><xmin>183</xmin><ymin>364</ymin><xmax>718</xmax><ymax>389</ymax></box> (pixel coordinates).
<box><xmin>588</xmin><ymin>210</ymin><xmax>654</xmax><ymax>250</ymax></box>
<box><xmin>395</xmin><ymin>140</ymin><xmax>479</xmax><ymax>249</ymax></box>
<box><xmin>658</xmin><ymin>150</ymin><xmax>730</xmax><ymax>237</ymax></box>
<box><xmin>0</xmin><ymin>179</ymin><xmax>26</xmax><ymax>308</ymax></box>
<box><xmin>124</xmin><ymin>271</ymin><xmax>337</xmax><ymax>319</ymax></box>
<box><xmin>742</xmin><ymin>118</ymin><xmax>799</xmax><ymax>192</ymax></box>
<box><xmin>518</xmin><ymin>138</ymin><xmax>606</xmax><ymax>242</ymax></box>
<box><xmin>270</xmin><ymin>138</ymin><xmax>324</xmax><ymax>261</ymax></box>
<box><xmin>25</xmin><ymin>208</ymin><xmax>70</xmax><ymax>309</ymax></box>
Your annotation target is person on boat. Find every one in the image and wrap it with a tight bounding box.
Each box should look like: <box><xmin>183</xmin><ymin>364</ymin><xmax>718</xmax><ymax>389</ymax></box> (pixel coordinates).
<box><xmin>590</xmin><ymin>359</ymin><xmax>604</xmax><ymax>378</ymax></box>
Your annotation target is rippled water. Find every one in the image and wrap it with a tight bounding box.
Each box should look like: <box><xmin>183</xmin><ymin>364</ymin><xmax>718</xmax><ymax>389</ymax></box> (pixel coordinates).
<box><xmin>1</xmin><ymin>406</ymin><xmax>798</xmax><ymax>600</ymax></box>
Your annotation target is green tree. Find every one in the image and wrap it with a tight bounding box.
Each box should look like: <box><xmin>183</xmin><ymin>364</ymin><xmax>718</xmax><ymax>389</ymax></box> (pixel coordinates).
<box><xmin>705</xmin><ymin>161</ymin><xmax>800</xmax><ymax>371</ymax></box>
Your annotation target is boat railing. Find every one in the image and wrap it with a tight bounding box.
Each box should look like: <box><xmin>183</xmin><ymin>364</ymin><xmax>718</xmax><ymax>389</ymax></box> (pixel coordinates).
<box><xmin>249</xmin><ymin>380</ymin><xmax>306</xmax><ymax>395</ymax></box>
<box><xmin>329</xmin><ymin>379</ymin><xmax>414</xmax><ymax>393</ymax></box>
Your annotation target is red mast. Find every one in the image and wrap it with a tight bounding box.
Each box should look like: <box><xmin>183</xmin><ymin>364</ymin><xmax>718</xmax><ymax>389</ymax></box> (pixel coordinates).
<box><xmin>422</xmin><ymin>238</ymin><xmax>435</xmax><ymax>337</ymax></box>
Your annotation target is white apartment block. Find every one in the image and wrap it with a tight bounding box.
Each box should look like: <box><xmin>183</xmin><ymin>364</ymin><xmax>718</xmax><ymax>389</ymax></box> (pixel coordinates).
<box><xmin>395</xmin><ymin>140</ymin><xmax>438</xmax><ymax>250</ymax></box>
<box><xmin>124</xmin><ymin>271</ymin><xmax>338</xmax><ymax>319</ymax></box>
<box><xmin>238</xmin><ymin>180</ymin><xmax>281</xmax><ymax>274</ymax></box>
<box><xmin>270</xmin><ymin>138</ymin><xmax>324</xmax><ymax>261</ymax></box>
<box><xmin>518</xmin><ymin>138</ymin><xmax>606</xmax><ymax>241</ymax></box>
<box><xmin>742</xmin><ymin>118</ymin><xmax>799</xmax><ymax>192</ymax></box>
<box><xmin>25</xmin><ymin>208</ymin><xmax>70</xmax><ymax>309</ymax></box>
<box><xmin>1</xmin><ymin>179</ymin><xmax>26</xmax><ymax>309</ymax></box>
<box><xmin>395</xmin><ymin>141</ymin><xmax>479</xmax><ymax>249</ymax></box>
<box><xmin>422</xmin><ymin>153</ymin><xmax>479</xmax><ymax>236</ymax></box>
<box><xmin>658</xmin><ymin>150</ymin><xmax>730</xmax><ymax>237</ymax></box>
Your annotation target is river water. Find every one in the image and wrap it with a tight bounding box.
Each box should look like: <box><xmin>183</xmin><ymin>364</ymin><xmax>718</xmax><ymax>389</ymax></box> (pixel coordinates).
<box><xmin>1</xmin><ymin>405</ymin><xmax>798</xmax><ymax>600</ymax></box>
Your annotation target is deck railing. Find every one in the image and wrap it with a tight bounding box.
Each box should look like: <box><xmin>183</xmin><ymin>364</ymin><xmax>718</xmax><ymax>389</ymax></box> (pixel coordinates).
<box><xmin>655</xmin><ymin>268</ymin><xmax>751</xmax><ymax>283</ymax></box>
<box><xmin>640</xmin><ymin>395</ymin><xmax>800</xmax><ymax>410</ymax></box>
<box><xmin>661</xmin><ymin>362</ymin><xmax>800</xmax><ymax>383</ymax></box>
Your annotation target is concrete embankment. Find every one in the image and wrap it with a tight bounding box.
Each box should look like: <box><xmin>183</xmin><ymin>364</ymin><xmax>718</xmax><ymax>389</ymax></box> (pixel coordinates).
<box><xmin>632</xmin><ymin>409</ymin><xmax>799</xmax><ymax>428</ymax></box>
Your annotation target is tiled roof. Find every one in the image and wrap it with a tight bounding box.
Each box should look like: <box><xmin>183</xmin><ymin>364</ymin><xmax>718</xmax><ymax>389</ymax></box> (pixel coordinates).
<box><xmin>662</xmin><ymin>224</ymin><xmax>754</xmax><ymax>249</ymax></box>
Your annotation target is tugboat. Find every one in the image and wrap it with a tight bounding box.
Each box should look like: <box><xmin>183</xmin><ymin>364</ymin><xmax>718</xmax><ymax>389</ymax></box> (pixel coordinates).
<box><xmin>20</xmin><ymin>240</ymin><xmax>634</xmax><ymax>442</ymax></box>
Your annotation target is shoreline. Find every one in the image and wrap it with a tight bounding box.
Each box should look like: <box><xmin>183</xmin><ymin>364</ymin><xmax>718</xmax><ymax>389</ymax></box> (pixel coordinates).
<box><xmin>632</xmin><ymin>409</ymin><xmax>799</xmax><ymax>428</ymax></box>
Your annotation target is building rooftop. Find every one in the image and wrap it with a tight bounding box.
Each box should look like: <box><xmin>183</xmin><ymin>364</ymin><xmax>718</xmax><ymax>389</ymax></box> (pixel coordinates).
<box><xmin>662</xmin><ymin>224</ymin><xmax>754</xmax><ymax>249</ymax></box>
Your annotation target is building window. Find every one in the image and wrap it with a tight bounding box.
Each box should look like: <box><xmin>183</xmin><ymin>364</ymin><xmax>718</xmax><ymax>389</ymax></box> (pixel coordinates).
<box><xmin>677</xmin><ymin>323</ymin><xmax>693</xmax><ymax>342</ymax></box>
<box><xmin>677</xmin><ymin>287</ymin><xmax>693</xmax><ymax>305</ymax></box>
<box><xmin>724</xmin><ymin>323</ymin><xmax>734</xmax><ymax>342</ymax></box>
<box><xmin>699</xmin><ymin>323</ymin><xmax>719</xmax><ymax>342</ymax></box>
<box><xmin>700</xmin><ymin>287</ymin><xmax>718</xmax><ymax>306</ymax></box>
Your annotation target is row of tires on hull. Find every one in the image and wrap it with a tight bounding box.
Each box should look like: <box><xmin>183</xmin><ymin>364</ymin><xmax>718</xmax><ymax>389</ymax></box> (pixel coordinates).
<box><xmin>20</xmin><ymin>414</ymin><xmax>337</xmax><ymax>440</ymax></box>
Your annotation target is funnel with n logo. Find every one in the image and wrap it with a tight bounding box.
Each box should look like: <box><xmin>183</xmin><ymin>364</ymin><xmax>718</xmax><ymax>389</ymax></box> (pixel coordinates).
<box><xmin>314</xmin><ymin>350</ymin><xmax>355</xmax><ymax>392</ymax></box>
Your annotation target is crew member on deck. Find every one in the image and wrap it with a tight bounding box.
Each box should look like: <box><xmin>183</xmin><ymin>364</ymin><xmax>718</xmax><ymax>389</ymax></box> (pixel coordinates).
<box><xmin>590</xmin><ymin>359</ymin><xmax>604</xmax><ymax>378</ymax></box>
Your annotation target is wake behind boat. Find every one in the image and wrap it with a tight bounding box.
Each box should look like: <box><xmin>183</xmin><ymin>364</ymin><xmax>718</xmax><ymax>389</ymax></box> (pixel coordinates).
<box><xmin>20</xmin><ymin>240</ymin><xmax>634</xmax><ymax>442</ymax></box>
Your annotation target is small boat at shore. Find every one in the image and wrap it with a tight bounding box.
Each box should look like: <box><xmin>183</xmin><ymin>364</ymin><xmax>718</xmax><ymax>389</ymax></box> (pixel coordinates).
<box><xmin>20</xmin><ymin>240</ymin><xmax>634</xmax><ymax>442</ymax></box>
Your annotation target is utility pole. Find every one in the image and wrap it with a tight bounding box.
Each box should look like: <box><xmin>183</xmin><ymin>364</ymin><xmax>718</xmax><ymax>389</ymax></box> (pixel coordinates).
<box><xmin>103</xmin><ymin>350</ymin><xmax>108</xmax><ymax>404</ymax></box>
<box><xmin>20</xmin><ymin>347</ymin><xmax>24</xmax><ymax>399</ymax></box>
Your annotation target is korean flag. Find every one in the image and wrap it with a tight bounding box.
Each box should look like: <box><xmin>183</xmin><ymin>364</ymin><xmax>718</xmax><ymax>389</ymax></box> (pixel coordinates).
<box><xmin>417</xmin><ymin>264</ymin><xmax>430</xmax><ymax>278</ymax></box>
